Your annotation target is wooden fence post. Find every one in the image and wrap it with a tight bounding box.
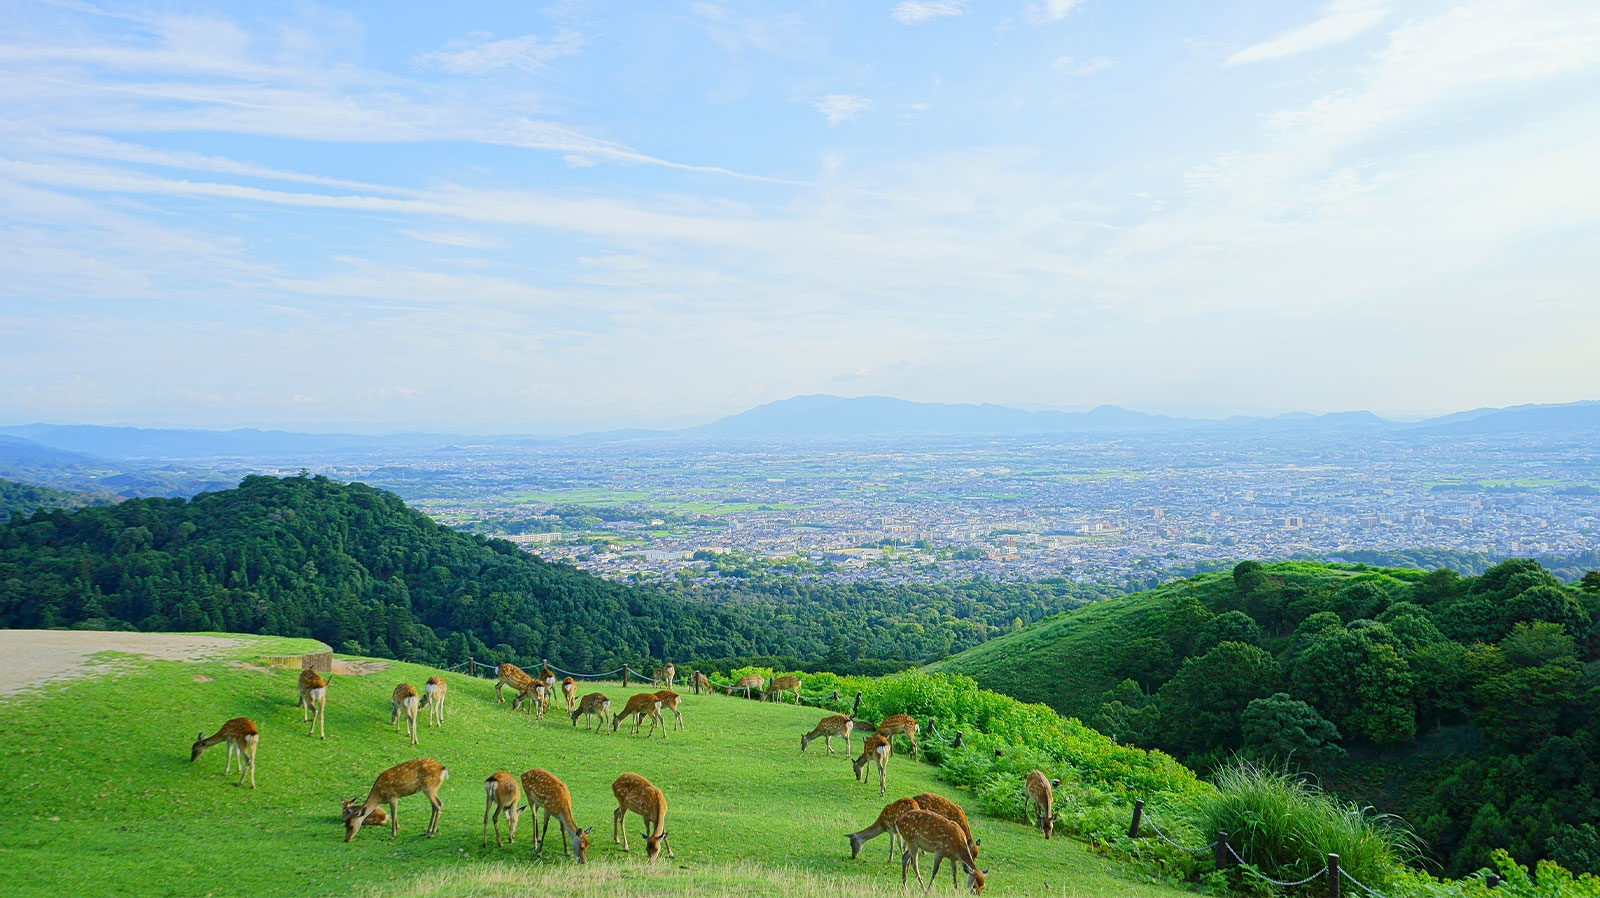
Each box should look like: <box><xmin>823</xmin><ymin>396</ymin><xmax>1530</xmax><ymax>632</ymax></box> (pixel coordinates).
<box><xmin>952</xmin><ymin>731</ymin><xmax>964</xmax><ymax>749</ymax></box>
<box><xmin>851</xmin><ymin>691</ymin><xmax>862</xmax><ymax>718</ymax></box>
<box><xmin>467</xmin><ymin>657</ymin><xmax>475</xmax><ymax>678</ymax></box>
<box><xmin>1328</xmin><ymin>854</ymin><xmax>1341</xmax><ymax>898</ymax></box>
<box><xmin>622</xmin><ymin>663</ymin><xmax>630</xmax><ymax>687</ymax></box>
<box><xmin>1128</xmin><ymin>799</ymin><xmax>1144</xmax><ymax>839</ymax></box>
<box><xmin>1486</xmin><ymin>874</ymin><xmax>1501</xmax><ymax>889</ymax></box>
<box><xmin>1215</xmin><ymin>832</ymin><xmax>1231</xmax><ymax>871</ymax></box>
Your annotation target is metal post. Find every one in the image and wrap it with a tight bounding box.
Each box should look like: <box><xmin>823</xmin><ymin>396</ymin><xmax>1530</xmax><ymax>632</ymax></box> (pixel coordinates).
<box><xmin>1215</xmin><ymin>832</ymin><xmax>1230</xmax><ymax>871</ymax></box>
<box><xmin>622</xmin><ymin>663</ymin><xmax>630</xmax><ymax>687</ymax></box>
<box><xmin>1128</xmin><ymin>799</ymin><xmax>1144</xmax><ymax>839</ymax></box>
<box><xmin>1328</xmin><ymin>854</ymin><xmax>1341</xmax><ymax>898</ymax></box>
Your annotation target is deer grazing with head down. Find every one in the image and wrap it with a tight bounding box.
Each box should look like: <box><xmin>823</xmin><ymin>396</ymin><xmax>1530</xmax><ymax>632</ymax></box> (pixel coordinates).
<box><xmin>341</xmin><ymin>797</ymin><xmax>386</xmax><ymax>828</ymax></box>
<box><xmin>653</xmin><ymin>663</ymin><xmax>676</xmax><ymax>690</ymax></box>
<box><xmin>520</xmin><ymin>768</ymin><xmax>591</xmax><ymax>862</ymax></box>
<box><xmin>912</xmin><ymin>793</ymin><xmax>979</xmax><ymax>860</ymax></box>
<box><xmin>726</xmin><ymin>673</ymin><xmax>764</xmax><ymax>699</ymax></box>
<box><xmin>298</xmin><ymin>668</ymin><xmax>328</xmax><ymax>739</ymax></box>
<box><xmin>512</xmin><ymin>682</ymin><xmax>550</xmax><ymax>718</ymax></box>
<box><xmin>391</xmin><ymin>682</ymin><xmax>421</xmax><ymax>745</ymax></box>
<box><xmin>875</xmin><ymin>714</ymin><xmax>921</xmax><ymax>761</ymax></box>
<box><xmin>1024</xmin><ymin>770</ymin><xmax>1058</xmax><ymax>840</ymax></box>
<box><xmin>561</xmin><ymin>676</ymin><xmax>577</xmax><ymax>712</ymax></box>
<box><xmin>611</xmin><ymin>772</ymin><xmax>674</xmax><ymax>861</ymax></box>
<box><xmin>800</xmin><ymin>714</ymin><xmax>854</xmax><ymax>756</ymax></box>
<box><xmin>344</xmin><ymin>758</ymin><xmax>448</xmax><ymax>842</ymax></box>
<box><xmin>571</xmin><ymin>692</ymin><xmax>611</xmax><ymax>732</ymax></box>
<box><xmin>652</xmin><ymin>690</ymin><xmax>685</xmax><ymax>732</ymax></box>
<box><xmin>190</xmin><ymin>717</ymin><xmax>258</xmax><ymax>788</ymax></box>
<box><xmin>483</xmin><ymin>771</ymin><xmax>521</xmax><ymax>848</ymax></box>
<box><xmin>422</xmin><ymin>676</ymin><xmax>447</xmax><ymax>727</ymax></box>
<box><xmin>613</xmin><ymin>692</ymin><xmax>667</xmax><ymax>738</ymax></box>
<box><xmin>847</xmin><ymin>796</ymin><xmax>920</xmax><ymax>862</ymax></box>
<box><xmin>898</xmin><ymin>808</ymin><xmax>987</xmax><ymax>894</ymax></box>
<box><xmin>690</xmin><ymin>670</ymin><xmax>711</xmax><ymax>695</ymax></box>
<box><xmin>853</xmin><ymin>733</ymin><xmax>892</xmax><ymax>796</ymax></box>
<box><xmin>495</xmin><ymin>663</ymin><xmax>534</xmax><ymax>704</ymax></box>
<box><xmin>764</xmin><ymin>675</ymin><xmax>802</xmax><ymax>704</ymax></box>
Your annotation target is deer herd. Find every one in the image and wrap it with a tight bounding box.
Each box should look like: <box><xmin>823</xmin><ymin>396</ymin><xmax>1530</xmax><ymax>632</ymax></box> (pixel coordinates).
<box><xmin>187</xmin><ymin>660</ymin><xmax>1073</xmax><ymax>892</ymax></box>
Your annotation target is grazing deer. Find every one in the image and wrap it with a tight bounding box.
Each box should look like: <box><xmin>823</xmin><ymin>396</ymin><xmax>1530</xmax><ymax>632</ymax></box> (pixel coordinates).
<box><xmin>495</xmin><ymin>663</ymin><xmax>534</xmax><ymax>704</ymax></box>
<box><xmin>540</xmin><ymin>666</ymin><xmax>557</xmax><ymax>695</ymax></box>
<box><xmin>341</xmin><ymin>797</ymin><xmax>387</xmax><ymax>827</ymax></box>
<box><xmin>847</xmin><ymin>796</ymin><xmax>921</xmax><ymax>862</ymax></box>
<box><xmin>422</xmin><ymin>676</ymin><xmax>447</xmax><ymax>727</ymax></box>
<box><xmin>764</xmin><ymin>675</ymin><xmax>802</xmax><ymax>704</ymax></box>
<box><xmin>650</xmin><ymin>662</ymin><xmax>675</xmax><ymax>690</ymax></box>
<box><xmin>690</xmin><ymin>671</ymin><xmax>712</xmax><ymax>695</ymax></box>
<box><xmin>483</xmin><ymin>771</ymin><xmax>521</xmax><ymax>848</ymax></box>
<box><xmin>726</xmin><ymin>673</ymin><xmax>764</xmax><ymax>699</ymax></box>
<box><xmin>912</xmin><ymin>793</ymin><xmax>979</xmax><ymax>860</ymax></box>
<box><xmin>513</xmin><ymin>682</ymin><xmax>550</xmax><ymax>719</ymax></box>
<box><xmin>571</xmin><ymin>692</ymin><xmax>611</xmax><ymax>732</ymax></box>
<box><xmin>520</xmin><ymin>768</ymin><xmax>591</xmax><ymax>862</ymax></box>
<box><xmin>391</xmin><ymin>683</ymin><xmax>421</xmax><ymax>746</ymax></box>
<box><xmin>876</xmin><ymin>714</ymin><xmax>921</xmax><ymax>761</ymax></box>
<box><xmin>344</xmin><ymin>758</ymin><xmax>448</xmax><ymax>842</ymax></box>
<box><xmin>800</xmin><ymin>714</ymin><xmax>855</xmax><ymax>756</ymax></box>
<box><xmin>652</xmin><ymin>690</ymin><xmax>685</xmax><ymax>732</ymax></box>
<box><xmin>561</xmin><ymin>676</ymin><xmax>577</xmax><ymax>712</ymax></box>
<box><xmin>611</xmin><ymin>773</ymin><xmax>674</xmax><ymax>861</ymax></box>
<box><xmin>897</xmin><ymin>809</ymin><xmax>987</xmax><ymax>894</ymax></box>
<box><xmin>190</xmin><ymin>717</ymin><xmax>258</xmax><ymax>788</ymax></box>
<box><xmin>613</xmin><ymin>692</ymin><xmax>667</xmax><ymax>738</ymax></box>
<box><xmin>298</xmin><ymin>668</ymin><xmax>328</xmax><ymax>739</ymax></box>
<box><xmin>1024</xmin><ymin>770</ymin><xmax>1058</xmax><ymax>840</ymax></box>
<box><xmin>854</xmin><ymin>733</ymin><xmax>892</xmax><ymax>796</ymax></box>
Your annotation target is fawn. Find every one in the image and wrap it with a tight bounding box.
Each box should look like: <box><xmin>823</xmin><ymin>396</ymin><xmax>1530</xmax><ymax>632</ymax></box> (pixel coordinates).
<box><xmin>190</xmin><ymin>717</ymin><xmax>258</xmax><ymax>788</ymax></box>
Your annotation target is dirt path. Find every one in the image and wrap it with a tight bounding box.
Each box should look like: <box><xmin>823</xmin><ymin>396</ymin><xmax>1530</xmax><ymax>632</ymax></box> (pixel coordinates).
<box><xmin>0</xmin><ymin>630</ymin><xmax>246</xmax><ymax>697</ymax></box>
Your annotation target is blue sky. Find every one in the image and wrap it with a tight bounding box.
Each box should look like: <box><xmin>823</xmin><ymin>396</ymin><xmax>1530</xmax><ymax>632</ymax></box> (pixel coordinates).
<box><xmin>1</xmin><ymin>0</ymin><xmax>1597</xmax><ymax>432</ymax></box>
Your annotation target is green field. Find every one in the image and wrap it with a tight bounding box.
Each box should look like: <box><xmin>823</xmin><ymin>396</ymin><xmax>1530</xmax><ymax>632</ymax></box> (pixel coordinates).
<box><xmin>0</xmin><ymin>633</ymin><xmax>1193</xmax><ymax>898</ymax></box>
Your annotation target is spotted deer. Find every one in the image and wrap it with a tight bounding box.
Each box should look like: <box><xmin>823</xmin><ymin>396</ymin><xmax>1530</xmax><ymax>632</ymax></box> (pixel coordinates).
<box><xmin>344</xmin><ymin>758</ymin><xmax>448</xmax><ymax>842</ymax></box>
<box><xmin>298</xmin><ymin>668</ymin><xmax>328</xmax><ymax>739</ymax></box>
<box><xmin>341</xmin><ymin>797</ymin><xmax>387</xmax><ymax>827</ymax></box>
<box><xmin>690</xmin><ymin>671</ymin><xmax>712</xmax><ymax>695</ymax></box>
<box><xmin>540</xmin><ymin>666</ymin><xmax>557</xmax><ymax>696</ymax></box>
<box><xmin>422</xmin><ymin>676</ymin><xmax>447</xmax><ymax>727</ymax></box>
<box><xmin>391</xmin><ymin>682</ymin><xmax>421</xmax><ymax>745</ymax></box>
<box><xmin>483</xmin><ymin>771</ymin><xmax>521</xmax><ymax>848</ymax></box>
<box><xmin>847</xmin><ymin>796</ymin><xmax>920</xmax><ymax>862</ymax></box>
<box><xmin>652</xmin><ymin>689</ymin><xmax>685</xmax><ymax>732</ymax></box>
<box><xmin>513</xmin><ymin>682</ymin><xmax>550</xmax><ymax>719</ymax></box>
<box><xmin>611</xmin><ymin>772</ymin><xmax>674</xmax><ymax>861</ymax></box>
<box><xmin>1024</xmin><ymin>770</ymin><xmax>1058</xmax><ymax>840</ymax></box>
<box><xmin>876</xmin><ymin>714</ymin><xmax>921</xmax><ymax>761</ymax></box>
<box><xmin>190</xmin><ymin>717</ymin><xmax>258</xmax><ymax>788</ymax></box>
<box><xmin>897</xmin><ymin>808</ymin><xmax>987</xmax><ymax>894</ymax></box>
<box><xmin>764</xmin><ymin>675</ymin><xmax>802</xmax><ymax>704</ymax></box>
<box><xmin>520</xmin><ymin>768</ymin><xmax>591</xmax><ymax>862</ymax></box>
<box><xmin>570</xmin><ymin>692</ymin><xmax>611</xmax><ymax>732</ymax></box>
<box><xmin>853</xmin><ymin>733</ymin><xmax>892</xmax><ymax>796</ymax></box>
<box><xmin>912</xmin><ymin>793</ymin><xmax>979</xmax><ymax>860</ymax></box>
<box><xmin>561</xmin><ymin>676</ymin><xmax>577</xmax><ymax>712</ymax></box>
<box><xmin>800</xmin><ymin>714</ymin><xmax>855</xmax><ymax>756</ymax></box>
<box><xmin>726</xmin><ymin>673</ymin><xmax>764</xmax><ymax>699</ymax></box>
<box><xmin>653</xmin><ymin>663</ymin><xmax>676</xmax><ymax>690</ymax></box>
<box><xmin>495</xmin><ymin>663</ymin><xmax>534</xmax><ymax>704</ymax></box>
<box><xmin>613</xmin><ymin>692</ymin><xmax>667</xmax><ymax>738</ymax></box>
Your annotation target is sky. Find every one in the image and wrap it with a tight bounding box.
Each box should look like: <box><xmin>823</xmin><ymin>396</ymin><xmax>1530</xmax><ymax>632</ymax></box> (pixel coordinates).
<box><xmin>1</xmin><ymin>0</ymin><xmax>1597</xmax><ymax>433</ymax></box>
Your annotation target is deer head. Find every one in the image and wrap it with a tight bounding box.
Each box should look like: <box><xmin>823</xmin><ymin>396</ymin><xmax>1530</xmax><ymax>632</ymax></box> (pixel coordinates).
<box><xmin>189</xmin><ymin>732</ymin><xmax>206</xmax><ymax>762</ymax></box>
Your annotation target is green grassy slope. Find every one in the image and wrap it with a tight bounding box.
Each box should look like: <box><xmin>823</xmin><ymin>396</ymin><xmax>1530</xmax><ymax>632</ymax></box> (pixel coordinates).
<box><xmin>0</xmin><ymin>633</ymin><xmax>1193</xmax><ymax>898</ymax></box>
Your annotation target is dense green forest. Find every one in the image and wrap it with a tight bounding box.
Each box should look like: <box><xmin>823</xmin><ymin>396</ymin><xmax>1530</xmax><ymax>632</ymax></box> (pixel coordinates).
<box><xmin>0</xmin><ymin>474</ymin><xmax>1109</xmax><ymax>669</ymax></box>
<box><xmin>933</xmin><ymin>559</ymin><xmax>1600</xmax><ymax>877</ymax></box>
<box><xmin>0</xmin><ymin>478</ymin><xmax>116</xmax><ymax>523</ymax></box>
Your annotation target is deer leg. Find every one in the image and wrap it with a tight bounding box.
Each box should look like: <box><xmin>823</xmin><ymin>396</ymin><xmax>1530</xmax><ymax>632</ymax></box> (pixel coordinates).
<box><xmin>427</xmin><ymin>790</ymin><xmax>441</xmax><ymax>837</ymax></box>
<box><xmin>911</xmin><ymin>735</ymin><xmax>919</xmax><ymax>762</ymax></box>
<box><xmin>508</xmin><ymin>804</ymin><xmax>518</xmax><ymax>844</ymax></box>
<box><xmin>318</xmin><ymin>704</ymin><xmax>325</xmax><ymax>740</ymax></box>
<box><xmin>484</xmin><ymin>796</ymin><xmax>493</xmax><ymax>847</ymax></box>
<box><xmin>540</xmin><ymin>809</ymin><xmax>553</xmax><ymax>856</ymax></box>
<box><xmin>879</xmin><ymin>762</ymin><xmax>887</xmax><ymax>796</ymax></box>
<box><xmin>927</xmin><ymin>855</ymin><xmax>945</xmax><ymax>893</ymax></box>
<box><xmin>389</xmin><ymin>799</ymin><xmax>400</xmax><ymax>839</ymax></box>
<box><xmin>246</xmin><ymin>742</ymin><xmax>256</xmax><ymax>789</ymax></box>
<box><xmin>615</xmin><ymin>806</ymin><xmax>626</xmax><ymax>848</ymax></box>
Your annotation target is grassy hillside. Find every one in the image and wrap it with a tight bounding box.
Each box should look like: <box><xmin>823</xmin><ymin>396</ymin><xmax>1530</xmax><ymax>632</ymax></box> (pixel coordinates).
<box><xmin>0</xmin><ymin>633</ymin><xmax>1194</xmax><ymax>898</ymax></box>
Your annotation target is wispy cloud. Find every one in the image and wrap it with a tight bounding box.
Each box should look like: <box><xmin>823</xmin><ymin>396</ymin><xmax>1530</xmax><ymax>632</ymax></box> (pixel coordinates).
<box><xmin>1025</xmin><ymin>0</ymin><xmax>1090</xmax><ymax>26</ymax></box>
<box><xmin>813</xmin><ymin>94</ymin><xmax>873</xmax><ymax>126</ymax></box>
<box><xmin>400</xmin><ymin>230</ymin><xmax>504</xmax><ymax>249</ymax></box>
<box><xmin>1053</xmin><ymin>55</ymin><xmax>1113</xmax><ymax>75</ymax></box>
<box><xmin>415</xmin><ymin>30</ymin><xmax>585</xmax><ymax>74</ymax></box>
<box><xmin>890</xmin><ymin>2</ymin><xmax>967</xmax><ymax>25</ymax></box>
<box><xmin>1225</xmin><ymin>1</ymin><xmax>1389</xmax><ymax>65</ymax></box>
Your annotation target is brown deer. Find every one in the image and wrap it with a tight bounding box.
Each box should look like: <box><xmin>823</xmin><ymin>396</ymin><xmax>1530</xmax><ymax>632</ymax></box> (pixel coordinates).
<box><xmin>422</xmin><ymin>676</ymin><xmax>447</xmax><ymax>727</ymax></box>
<box><xmin>298</xmin><ymin>668</ymin><xmax>328</xmax><ymax>739</ymax></box>
<box><xmin>726</xmin><ymin>673</ymin><xmax>764</xmax><ymax>699</ymax></box>
<box><xmin>495</xmin><ymin>663</ymin><xmax>534</xmax><ymax>704</ymax></box>
<box><xmin>613</xmin><ymin>692</ymin><xmax>667</xmax><ymax>738</ymax></box>
<box><xmin>344</xmin><ymin>758</ymin><xmax>448</xmax><ymax>842</ymax></box>
<box><xmin>912</xmin><ymin>793</ymin><xmax>979</xmax><ymax>860</ymax></box>
<box><xmin>570</xmin><ymin>692</ymin><xmax>611</xmax><ymax>732</ymax></box>
<box><xmin>800</xmin><ymin>714</ymin><xmax>855</xmax><ymax>756</ymax></box>
<box><xmin>611</xmin><ymin>772</ymin><xmax>674</xmax><ymax>861</ymax></box>
<box><xmin>897</xmin><ymin>808</ymin><xmax>987</xmax><ymax>894</ymax></box>
<box><xmin>483</xmin><ymin>771</ymin><xmax>521</xmax><ymax>848</ymax></box>
<box><xmin>391</xmin><ymin>682</ymin><xmax>421</xmax><ymax>745</ymax></box>
<box><xmin>690</xmin><ymin>671</ymin><xmax>712</xmax><ymax>695</ymax></box>
<box><xmin>652</xmin><ymin>690</ymin><xmax>685</xmax><ymax>732</ymax></box>
<box><xmin>1024</xmin><ymin>770</ymin><xmax>1058</xmax><ymax>840</ymax></box>
<box><xmin>520</xmin><ymin>768</ymin><xmax>591</xmax><ymax>862</ymax></box>
<box><xmin>764</xmin><ymin>675</ymin><xmax>802</xmax><ymax>704</ymax></box>
<box><xmin>653</xmin><ymin>663</ymin><xmax>676</xmax><ymax>689</ymax></box>
<box><xmin>190</xmin><ymin>717</ymin><xmax>258</xmax><ymax>788</ymax></box>
<box><xmin>853</xmin><ymin>733</ymin><xmax>892</xmax><ymax>796</ymax></box>
<box><xmin>561</xmin><ymin>676</ymin><xmax>577</xmax><ymax>712</ymax></box>
<box><xmin>847</xmin><ymin>796</ymin><xmax>920</xmax><ymax>862</ymax></box>
<box><xmin>341</xmin><ymin>797</ymin><xmax>387</xmax><ymax>827</ymax></box>
<box><xmin>513</xmin><ymin>682</ymin><xmax>550</xmax><ymax>719</ymax></box>
<box><xmin>540</xmin><ymin>666</ymin><xmax>557</xmax><ymax>695</ymax></box>
<box><xmin>876</xmin><ymin>714</ymin><xmax>921</xmax><ymax>761</ymax></box>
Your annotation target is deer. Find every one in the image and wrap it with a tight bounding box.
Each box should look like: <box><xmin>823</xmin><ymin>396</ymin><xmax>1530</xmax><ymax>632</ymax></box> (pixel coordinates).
<box><xmin>483</xmin><ymin>770</ymin><xmax>521</xmax><ymax>848</ymax></box>
<box><xmin>611</xmin><ymin>772</ymin><xmax>674</xmax><ymax>861</ymax></box>
<box><xmin>571</xmin><ymin>692</ymin><xmax>611</xmax><ymax>732</ymax></box>
<box><xmin>690</xmin><ymin>671</ymin><xmax>711</xmax><ymax>695</ymax></box>
<box><xmin>513</xmin><ymin>682</ymin><xmax>550</xmax><ymax>719</ymax></box>
<box><xmin>190</xmin><ymin>717</ymin><xmax>258</xmax><ymax>788</ymax></box>
<box><xmin>495</xmin><ymin>663</ymin><xmax>534</xmax><ymax>704</ymax></box>
<box><xmin>912</xmin><ymin>793</ymin><xmax>979</xmax><ymax>860</ymax></box>
<box><xmin>344</xmin><ymin>758</ymin><xmax>448</xmax><ymax>842</ymax></box>
<box><xmin>652</xmin><ymin>689</ymin><xmax>685</xmax><ymax>732</ymax></box>
<box><xmin>520</xmin><ymin>768</ymin><xmax>591</xmax><ymax>862</ymax></box>
<box><xmin>298</xmin><ymin>668</ymin><xmax>328</xmax><ymax>739</ymax></box>
<box><xmin>561</xmin><ymin>676</ymin><xmax>577</xmax><ymax>712</ymax></box>
<box><xmin>764</xmin><ymin>675</ymin><xmax>802</xmax><ymax>704</ymax></box>
<box><xmin>847</xmin><ymin>796</ymin><xmax>920</xmax><ymax>862</ymax></box>
<box><xmin>422</xmin><ymin>676</ymin><xmax>447</xmax><ymax>727</ymax></box>
<box><xmin>341</xmin><ymin>797</ymin><xmax>387</xmax><ymax>827</ymax></box>
<box><xmin>653</xmin><ymin>663</ymin><xmax>676</xmax><ymax>690</ymax></box>
<box><xmin>876</xmin><ymin>713</ymin><xmax>921</xmax><ymax>761</ymax></box>
<box><xmin>898</xmin><ymin>808</ymin><xmax>987</xmax><ymax>894</ymax></box>
<box><xmin>613</xmin><ymin>692</ymin><xmax>667</xmax><ymax>738</ymax></box>
<box><xmin>540</xmin><ymin>666</ymin><xmax>557</xmax><ymax>696</ymax></box>
<box><xmin>800</xmin><ymin>714</ymin><xmax>855</xmax><ymax>756</ymax></box>
<box><xmin>1024</xmin><ymin>770</ymin><xmax>1059</xmax><ymax>840</ymax></box>
<box><xmin>726</xmin><ymin>673</ymin><xmax>764</xmax><ymax>699</ymax></box>
<box><xmin>854</xmin><ymin>733</ymin><xmax>892</xmax><ymax>796</ymax></box>
<box><xmin>391</xmin><ymin>682</ymin><xmax>421</xmax><ymax>746</ymax></box>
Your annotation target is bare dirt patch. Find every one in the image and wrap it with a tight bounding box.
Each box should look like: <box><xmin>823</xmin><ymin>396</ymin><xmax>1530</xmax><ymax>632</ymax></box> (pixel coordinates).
<box><xmin>0</xmin><ymin>630</ymin><xmax>244</xmax><ymax>698</ymax></box>
<box><xmin>332</xmin><ymin>659</ymin><xmax>388</xmax><ymax>675</ymax></box>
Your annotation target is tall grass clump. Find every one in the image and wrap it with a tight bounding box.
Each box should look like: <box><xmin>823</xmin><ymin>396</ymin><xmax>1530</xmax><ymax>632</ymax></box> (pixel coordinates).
<box><xmin>1192</xmin><ymin>762</ymin><xmax>1420</xmax><ymax>891</ymax></box>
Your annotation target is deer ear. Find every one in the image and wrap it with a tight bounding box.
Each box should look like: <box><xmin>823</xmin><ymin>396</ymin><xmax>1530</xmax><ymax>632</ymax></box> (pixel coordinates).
<box><xmin>582</xmin><ymin>826</ymin><xmax>593</xmax><ymax>835</ymax></box>
<box><xmin>981</xmin><ymin>868</ymin><xmax>990</xmax><ymax>875</ymax></box>
<box><xmin>196</xmin><ymin>731</ymin><xmax>204</xmax><ymax>741</ymax></box>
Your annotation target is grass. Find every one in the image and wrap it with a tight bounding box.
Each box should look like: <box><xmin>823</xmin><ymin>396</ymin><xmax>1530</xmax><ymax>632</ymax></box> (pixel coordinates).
<box><xmin>0</xmin><ymin>633</ymin><xmax>1197</xmax><ymax>898</ymax></box>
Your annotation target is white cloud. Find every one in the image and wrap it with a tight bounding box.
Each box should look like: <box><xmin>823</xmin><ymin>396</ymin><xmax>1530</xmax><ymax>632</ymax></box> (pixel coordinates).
<box><xmin>415</xmin><ymin>30</ymin><xmax>585</xmax><ymax>74</ymax></box>
<box><xmin>813</xmin><ymin>94</ymin><xmax>873</xmax><ymax>126</ymax></box>
<box><xmin>890</xmin><ymin>2</ymin><xmax>968</xmax><ymax>25</ymax></box>
<box><xmin>1053</xmin><ymin>55</ymin><xmax>1114</xmax><ymax>75</ymax></box>
<box><xmin>400</xmin><ymin>230</ymin><xmax>504</xmax><ymax>249</ymax></box>
<box><xmin>1225</xmin><ymin>1</ymin><xmax>1389</xmax><ymax>65</ymax></box>
<box><xmin>1025</xmin><ymin>0</ymin><xmax>1090</xmax><ymax>26</ymax></box>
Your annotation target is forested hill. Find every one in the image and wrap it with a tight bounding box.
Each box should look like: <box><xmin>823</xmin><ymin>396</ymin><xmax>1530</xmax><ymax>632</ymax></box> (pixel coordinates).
<box><xmin>0</xmin><ymin>474</ymin><xmax>1109</xmax><ymax>670</ymax></box>
<box><xmin>930</xmin><ymin>559</ymin><xmax>1600</xmax><ymax>877</ymax></box>
<box><xmin>0</xmin><ymin>478</ymin><xmax>117</xmax><ymax>523</ymax></box>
